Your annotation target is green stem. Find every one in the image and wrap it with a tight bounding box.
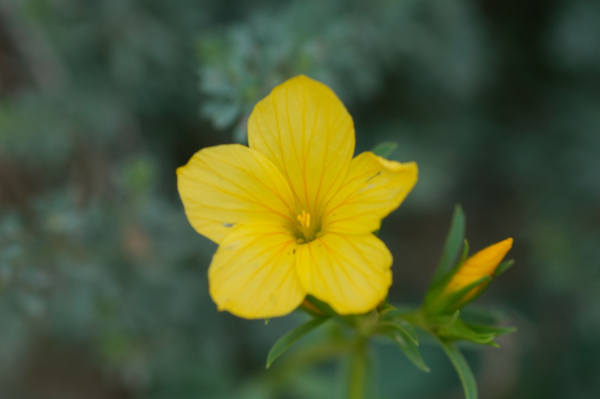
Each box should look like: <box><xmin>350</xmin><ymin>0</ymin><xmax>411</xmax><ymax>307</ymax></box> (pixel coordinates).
<box><xmin>348</xmin><ymin>338</ymin><xmax>369</xmax><ymax>399</ymax></box>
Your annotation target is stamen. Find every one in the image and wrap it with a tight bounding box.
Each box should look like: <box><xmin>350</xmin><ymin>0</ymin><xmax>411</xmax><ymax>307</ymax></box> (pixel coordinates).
<box><xmin>297</xmin><ymin>210</ymin><xmax>310</xmax><ymax>228</ymax></box>
<box><xmin>296</xmin><ymin>210</ymin><xmax>314</xmax><ymax>242</ymax></box>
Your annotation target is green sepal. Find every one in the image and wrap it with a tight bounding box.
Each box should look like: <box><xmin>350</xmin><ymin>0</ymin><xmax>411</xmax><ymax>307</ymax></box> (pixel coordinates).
<box><xmin>426</xmin><ymin>275</ymin><xmax>490</xmax><ymax>315</ymax></box>
<box><xmin>460</xmin><ymin>239</ymin><xmax>470</xmax><ymax>262</ymax></box>
<box><xmin>266</xmin><ymin>316</ymin><xmax>329</xmax><ymax>368</ymax></box>
<box><xmin>376</xmin><ymin>321</ymin><xmax>419</xmax><ymax>346</ymax></box>
<box><xmin>438</xmin><ymin>339</ymin><xmax>478</xmax><ymax>399</ymax></box>
<box><xmin>431</xmin><ymin>205</ymin><xmax>466</xmax><ymax>286</ymax></box>
<box><xmin>265</xmin><ymin>318</ymin><xmax>270</xmax><ymax>325</ymax></box>
<box><xmin>427</xmin><ymin>310</ymin><xmax>461</xmax><ymax>328</ymax></box>
<box><xmin>459</xmin><ymin>306</ymin><xmax>505</xmax><ymax>325</ymax></box>
<box><xmin>303</xmin><ymin>295</ymin><xmax>337</xmax><ymax>317</ymax></box>
<box><xmin>435</xmin><ymin>318</ymin><xmax>498</xmax><ymax>347</ymax></box>
<box><xmin>444</xmin><ymin>276</ymin><xmax>491</xmax><ymax>312</ymax></box>
<box><xmin>494</xmin><ymin>259</ymin><xmax>515</xmax><ymax>277</ymax></box>
<box><xmin>371</xmin><ymin>141</ymin><xmax>398</xmax><ymax>159</ymax></box>
<box><xmin>377</xmin><ymin>300</ymin><xmax>397</xmax><ymax>317</ymax></box>
<box><xmin>467</xmin><ymin>323</ymin><xmax>517</xmax><ymax>337</ymax></box>
<box><xmin>379</xmin><ymin>322</ymin><xmax>429</xmax><ymax>372</ymax></box>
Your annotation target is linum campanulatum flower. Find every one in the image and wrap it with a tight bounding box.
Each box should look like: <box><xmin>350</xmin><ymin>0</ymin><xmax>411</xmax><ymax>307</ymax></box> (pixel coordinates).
<box><xmin>177</xmin><ymin>76</ymin><xmax>418</xmax><ymax>319</ymax></box>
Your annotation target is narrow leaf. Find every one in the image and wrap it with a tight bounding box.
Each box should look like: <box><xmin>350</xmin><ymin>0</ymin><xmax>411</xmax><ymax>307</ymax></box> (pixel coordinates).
<box><xmin>371</xmin><ymin>142</ymin><xmax>398</xmax><ymax>159</ymax></box>
<box><xmin>428</xmin><ymin>310</ymin><xmax>461</xmax><ymax>328</ymax></box>
<box><xmin>266</xmin><ymin>316</ymin><xmax>329</xmax><ymax>368</ymax></box>
<box><xmin>494</xmin><ymin>259</ymin><xmax>515</xmax><ymax>277</ymax></box>
<box><xmin>436</xmin><ymin>318</ymin><xmax>497</xmax><ymax>347</ymax></box>
<box><xmin>432</xmin><ymin>205</ymin><xmax>466</xmax><ymax>285</ymax></box>
<box><xmin>439</xmin><ymin>340</ymin><xmax>478</xmax><ymax>399</ymax></box>
<box><xmin>460</xmin><ymin>239</ymin><xmax>470</xmax><ymax>261</ymax></box>
<box><xmin>377</xmin><ymin>321</ymin><xmax>418</xmax><ymax>346</ymax></box>
<box><xmin>467</xmin><ymin>323</ymin><xmax>517</xmax><ymax>336</ymax></box>
<box><xmin>383</xmin><ymin>328</ymin><xmax>430</xmax><ymax>372</ymax></box>
<box><xmin>441</xmin><ymin>275</ymin><xmax>491</xmax><ymax>312</ymax></box>
<box><xmin>304</xmin><ymin>295</ymin><xmax>337</xmax><ymax>317</ymax></box>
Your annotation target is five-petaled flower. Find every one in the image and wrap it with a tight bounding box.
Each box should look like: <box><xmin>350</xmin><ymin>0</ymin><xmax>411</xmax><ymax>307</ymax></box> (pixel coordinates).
<box><xmin>177</xmin><ymin>76</ymin><xmax>418</xmax><ymax>319</ymax></box>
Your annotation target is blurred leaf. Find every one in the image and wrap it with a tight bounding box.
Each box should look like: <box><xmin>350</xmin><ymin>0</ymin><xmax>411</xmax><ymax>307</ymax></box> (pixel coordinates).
<box><xmin>436</xmin><ymin>318</ymin><xmax>498</xmax><ymax>347</ymax></box>
<box><xmin>376</xmin><ymin>321</ymin><xmax>418</xmax><ymax>346</ymax></box>
<box><xmin>266</xmin><ymin>316</ymin><xmax>329</xmax><ymax>369</ymax></box>
<box><xmin>371</xmin><ymin>142</ymin><xmax>398</xmax><ymax>159</ymax></box>
<box><xmin>428</xmin><ymin>310</ymin><xmax>461</xmax><ymax>328</ymax></box>
<box><xmin>467</xmin><ymin>323</ymin><xmax>517</xmax><ymax>337</ymax></box>
<box><xmin>304</xmin><ymin>295</ymin><xmax>337</xmax><ymax>317</ymax></box>
<box><xmin>435</xmin><ymin>276</ymin><xmax>491</xmax><ymax>314</ymax></box>
<box><xmin>494</xmin><ymin>259</ymin><xmax>515</xmax><ymax>277</ymax></box>
<box><xmin>381</xmin><ymin>323</ymin><xmax>429</xmax><ymax>372</ymax></box>
<box><xmin>432</xmin><ymin>205</ymin><xmax>466</xmax><ymax>286</ymax></box>
<box><xmin>439</xmin><ymin>340</ymin><xmax>478</xmax><ymax>399</ymax></box>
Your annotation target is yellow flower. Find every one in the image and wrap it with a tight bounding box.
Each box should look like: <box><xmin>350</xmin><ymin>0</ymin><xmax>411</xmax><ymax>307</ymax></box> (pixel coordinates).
<box><xmin>177</xmin><ymin>76</ymin><xmax>418</xmax><ymax>319</ymax></box>
<box><xmin>442</xmin><ymin>238</ymin><xmax>513</xmax><ymax>302</ymax></box>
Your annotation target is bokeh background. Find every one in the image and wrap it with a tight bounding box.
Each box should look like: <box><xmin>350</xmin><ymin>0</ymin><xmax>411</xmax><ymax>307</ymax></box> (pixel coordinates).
<box><xmin>0</xmin><ymin>0</ymin><xmax>599</xmax><ymax>398</ymax></box>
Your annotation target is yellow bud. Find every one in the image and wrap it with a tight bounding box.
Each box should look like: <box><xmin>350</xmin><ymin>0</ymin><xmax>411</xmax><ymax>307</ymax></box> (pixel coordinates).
<box><xmin>443</xmin><ymin>238</ymin><xmax>513</xmax><ymax>301</ymax></box>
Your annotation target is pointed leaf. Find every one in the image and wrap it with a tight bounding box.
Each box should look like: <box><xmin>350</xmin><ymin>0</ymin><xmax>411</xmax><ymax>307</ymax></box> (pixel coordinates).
<box><xmin>266</xmin><ymin>316</ymin><xmax>329</xmax><ymax>368</ymax></box>
<box><xmin>383</xmin><ymin>327</ymin><xmax>430</xmax><ymax>372</ymax></box>
<box><xmin>304</xmin><ymin>295</ymin><xmax>337</xmax><ymax>317</ymax></box>
<box><xmin>377</xmin><ymin>321</ymin><xmax>418</xmax><ymax>346</ymax></box>
<box><xmin>436</xmin><ymin>318</ymin><xmax>497</xmax><ymax>347</ymax></box>
<box><xmin>428</xmin><ymin>310</ymin><xmax>461</xmax><ymax>328</ymax></box>
<box><xmin>371</xmin><ymin>142</ymin><xmax>398</xmax><ymax>159</ymax></box>
<box><xmin>466</xmin><ymin>323</ymin><xmax>517</xmax><ymax>336</ymax></box>
<box><xmin>494</xmin><ymin>259</ymin><xmax>515</xmax><ymax>277</ymax></box>
<box><xmin>441</xmin><ymin>276</ymin><xmax>491</xmax><ymax>312</ymax></box>
<box><xmin>432</xmin><ymin>205</ymin><xmax>466</xmax><ymax>285</ymax></box>
<box><xmin>460</xmin><ymin>239</ymin><xmax>470</xmax><ymax>261</ymax></box>
<box><xmin>439</xmin><ymin>340</ymin><xmax>478</xmax><ymax>399</ymax></box>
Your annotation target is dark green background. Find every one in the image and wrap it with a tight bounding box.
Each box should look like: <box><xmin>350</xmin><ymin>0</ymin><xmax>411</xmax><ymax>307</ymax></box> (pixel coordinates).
<box><xmin>0</xmin><ymin>0</ymin><xmax>598</xmax><ymax>398</ymax></box>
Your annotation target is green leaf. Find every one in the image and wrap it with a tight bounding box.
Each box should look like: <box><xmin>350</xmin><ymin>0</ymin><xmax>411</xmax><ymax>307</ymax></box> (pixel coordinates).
<box><xmin>436</xmin><ymin>318</ymin><xmax>497</xmax><ymax>347</ymax></box>
<box><xmin>377</xmin><ymin>301</ymin><xmax>396</xmax><ymax>317</ymax></box>
<box><xmin>459</xmin><ymin>306</ymin><xmax>505</xmax><ymax>325</ymax></box>
<box><xmin>466</xmin><ymin>323</ymin><xmax>517</xmax><ymax>336</ymax></box>
<box><xmin>439</xmin><ymin>275</ymin><xmax>491</xmax><ymax>313</ymax></box>
<box><xmin>433</xmin><ymin>205</ymin><xmax>466</xmax><ymax>285</ymax></box>
<box><xmin>494</xmin><ymin>259</ymin><xmax>515</xmax><ymax>277</ymax></box>
<box><xmin>460</xmin><ymin>239</ymin><xmax>470</xmax><ymax>261</ymax></box>
<box><xmin>371</xmin><ymin>142</ymin><xmax>398</xmax><ymax>159</ymax></box>
<box><xmin>304</xmin><ymin>295</ymin><xmax>337</xmax><ymax>317</ymax></box>
<box><xmin>427</xmin><ymin>310</ymin><xmax>461</xmax><ymax>328</ymax></box>
<box><xmin>439</xmin><ymin>340</ymin><xmax>478</xmax><ymax>399</ymax></box>
<box><xmin>382</xmin><ymin>325</ymin><xmax>430</xmax><ymax>372</ymax></box>
<box><xmin>377</xmin><ymin>321</ymin><xmax>418</xmax><ymax>346</ymax></box>
<box><xmin>266</xmin><ymin>316</ymin><xmax>329</xmax><ymax>368</ymax></box>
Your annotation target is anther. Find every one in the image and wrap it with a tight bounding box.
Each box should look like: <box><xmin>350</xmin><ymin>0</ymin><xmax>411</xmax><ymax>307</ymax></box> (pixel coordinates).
<box><xmin>297</xmin><ymin>210</ymin><xmax>310</xmax><ymax>228</ymax></box>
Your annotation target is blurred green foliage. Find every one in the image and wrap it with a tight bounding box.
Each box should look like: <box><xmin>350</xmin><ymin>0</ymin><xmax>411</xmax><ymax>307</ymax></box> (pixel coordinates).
<box><xmin>0</xmin><ymin>0</ymin><xmax>599</xmax><ymax>398</ymax></box>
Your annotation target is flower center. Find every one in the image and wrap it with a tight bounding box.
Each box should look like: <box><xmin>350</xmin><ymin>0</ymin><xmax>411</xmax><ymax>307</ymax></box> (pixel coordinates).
<box><xmin>296</xmin><ymin>210</ymin><xmax>319</xmax><ymax>243</ymax></box>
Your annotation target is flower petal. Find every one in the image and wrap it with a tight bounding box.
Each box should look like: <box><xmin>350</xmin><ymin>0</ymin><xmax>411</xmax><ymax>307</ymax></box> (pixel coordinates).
<box><xmin>177</xmin><ymin>144</ymin><xmax>296</xmax><ymax>244</ymax></box>
<box><xmin>209</xmin><ymin>224</ymin><xmax>305</xmax><ymax>319</ymax></box>
<box><xmin>248</xmin><ymin>75</ymin><xmax>355</xmax><ymax>215</ymax></box>
<box><xmin>296</xmin><ymin>233</ymin><xmax>392</xmax><ymax>315</ymax></box>
<box><xmin>322</xmin><ymin>152</ymin><xmax>418</xmax><ymax>235</ymax></box>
